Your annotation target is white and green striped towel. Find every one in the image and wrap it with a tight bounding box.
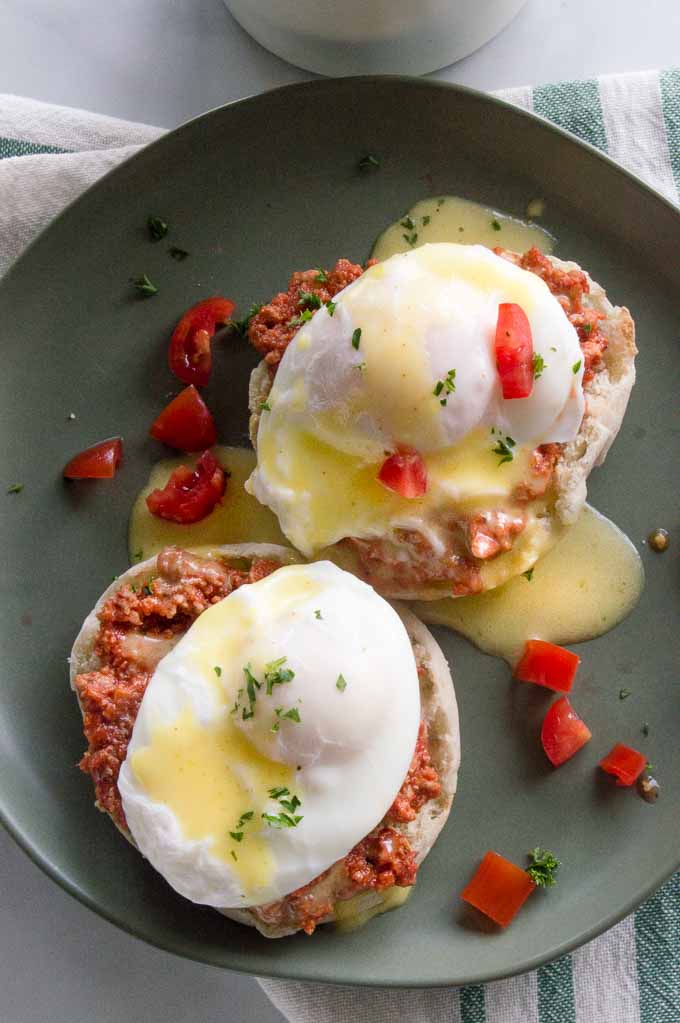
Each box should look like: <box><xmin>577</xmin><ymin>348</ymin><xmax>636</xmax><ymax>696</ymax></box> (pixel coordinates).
<box><xmin>1</xmin><ymin>69</ymin><xmax>678</xmax><ymax>1023</ymax></box>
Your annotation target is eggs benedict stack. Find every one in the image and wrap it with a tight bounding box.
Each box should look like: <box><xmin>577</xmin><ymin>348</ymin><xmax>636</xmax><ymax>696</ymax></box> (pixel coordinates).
<box><xmin>247</xmin><ymin>244</ymin><xmax>636</xmax><ymax>597</ymax></box>
<box><xmin>71</xmin><ymin>546</ymin><xmax>459</xmax><ymax>936</ymax></box>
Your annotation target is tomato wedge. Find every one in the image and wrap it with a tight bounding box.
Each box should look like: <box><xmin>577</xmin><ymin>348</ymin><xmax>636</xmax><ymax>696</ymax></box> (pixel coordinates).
<box><xmin>514</xmin><ymin>640</ymin><xmax>580</xmax><ymax>693</ymax></box>
<box><xmin>63</xmin><ymin>438</ymin><xmax>123</xmax><ymax>479</ymax></box>
<box><xmin>461</xmin><ymin>851</ymin><xmax>536</xmax><ymax>927</ymax></box>
<box><xmin>495</xmin><ymin>302</ymin><xmax>534</xmax><ymax>399</ymax></box>
<box><xmin>541</xmin><ymin>696</ymin><xmax>592</xmax><ymax>767</ymax></box>
<box><xmin>377</xmin><ymin>448</ymin><xmax>428</xmax><ymax>498</ymax></box>
<box><xmin>169</xmin><ymin>297</ymin><xmax>235</xmax><ymax>387</ymax></box>
<box><xmin>146</xmin><ymin>450</ymin><xmax>226</xmax><ymax>523</ymax></box>
<box><xmin>599</xmin><ymin>743</ymin><xmax>647</xmax><ymax>787</ymax></box>
<box><xmin>150</xmin><ymin>385</ymin><xmax>217</xmax><ymax>452</ymax></box>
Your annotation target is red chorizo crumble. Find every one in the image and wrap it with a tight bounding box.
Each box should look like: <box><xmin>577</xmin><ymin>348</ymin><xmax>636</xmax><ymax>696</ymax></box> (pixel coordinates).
<box><xmin>75</xmin><ymin>549</ymin><xmax>280</xmax><ymax>830</ymax></box>
<box><xmin>248</xmin><ymin>258</ymin><xmax>376</xmax><ymax>368</ymax></box>
<box><xmin>387</xmin><ymin>721</ymin><xmax>441</xmax><ymax>823</ymax></box>
<box><xmin>345</xmin><ymin>828</ymin><xmax>417</xmax><ymax>890</ymax></box>
<box><xmin>495</xmin><ymin>246</ymin><xmax>608</xmax><ymax>384</ymax></box>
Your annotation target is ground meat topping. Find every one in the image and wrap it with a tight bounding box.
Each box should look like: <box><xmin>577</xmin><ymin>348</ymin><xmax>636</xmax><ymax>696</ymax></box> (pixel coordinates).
<box><xmin>495</xmin><ymin>246</ymin><xmax>608</xmax><ymax>384</ymax></box>
<box><xmin>387</xmin><ymin>721</ymin><xmax>441</xmax><ymax>823</ymax></box>
<box><xmin>74</xmin><ymin>550</ymin><xmax>280</xmax><ymax>829</ymax></box>
<box><xmin>466</xmin><ymin>510</ymin><xmax>526</xmax><ymax>561</ymax></box>
<box><xmin>248</xmin><ymin>258</ymin><xmax>374</xmax><ymax>368</ymax></box>
<box><xmin>345</xmin><ymin>828</ymin><xmax>418</xmax><ymax>890</ymax></box>
<box><xmin>346</xmin><ymin>530</ymin><xmax>483</xmax><ymax>597</ymax></box>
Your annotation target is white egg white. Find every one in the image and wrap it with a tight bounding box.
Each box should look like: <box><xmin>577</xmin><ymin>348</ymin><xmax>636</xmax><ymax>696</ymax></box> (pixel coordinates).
<box><xmin>117</xmin><ymin>562</ymin><xmax>421</xmax><ymax>908</ymax></box>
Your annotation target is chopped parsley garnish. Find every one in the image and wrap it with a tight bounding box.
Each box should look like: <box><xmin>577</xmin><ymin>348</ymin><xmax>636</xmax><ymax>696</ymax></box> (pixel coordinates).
<box><xmin>645</xmin><ymin>762</ymin><xmax>654</xmax><ymax>772</ymax></box>
<box><xmin>619</xmin><ymin>687</ymin><xmax>632</xmax><ymax>700</ymax></box>
<box><xmin>298</xmin><ymin>290</ymin><xmax>322</xmax><ymax>310</ymax></box>
<box><xmin>491</xmin><ymin>219</ymin><xmax>502</xmax><ymax>231</ymax></box>
<box><xmin>262</xmin><ymin>811</ymin><xmax>303</xmax><ymax>828</ymax></box>
<box><xmin>230</xmin><ymin>303</ymin><xmax>262</xmax><ymax>337</ymax></box>
<box><xmin>400</xmin><ymin>216</ymin><xmax>416</xmax><ymax>231</ymax></box>
<box><xmin>229</xmin><ymin>831</ymin><xmax>244</xmax><ymax>842</ymax></box>
<box><xmin>572</xmin><ymin>359</ymin><xmax>582</xmax><ymax>374</ymax></box>
<box><xmin>315</xmin><ymin>268</ymin><xmax>329</xmax><ymax>283</ymax></box>
<box><xmin>582</xmin><ymin>322</ymin><xmax>592</xmax><ymax>334</ymax></box>
<box><xmin>352</xmin><ymin>328</ymin><xmax>362</xmax><ymax>350</ymax></box>
<box><xmin>523</xmin><ymin>568</ymin><xmax>534</xmax><ymax>582</ymax></box>
<box><xmin>268</xmin><ymin>787</ymin><xmax>289</xmax><ymax>800</ymax></box>
<box><xmin>336</xmin><ymin>674</ymin><xmax>347</xmax><ymax>692</ymax></box>
<box><xmin>147</xmin><ymin>215</ymin><xmax>168</xmax><ymax>241</ymax></box>
<box><xmin>403</xmin><ymin>232</ymin><xmax>418</xmax><ymax>247</ymax></box>
<box><xmin>358</xmin><ymin>154</ymin><xmax>380</xmax><ymax>172</ymax></box>
<box><xmin>527</xmin><ymin>848</ymin><xmax>560</xmax><ymax>887</ymax></box>
<box><xmin>549</xmin><ymin>346</ymin><xmax>557</xmax><ymax>352</ymax></box>
<box><xmin>422</xmin><ymin>215</ymin><xmax>431</xmax><ymax>226</ymax></box>
<box><xmin>288</xmin><ymin>308</ymin><xmax>314</xmax><ymax>328</ymax></box>
<box><xmin>275</xmin><ymin>706</ymin><xmax>301</xmax><ymax>724</ymax></box>
<box><xmin>533</xmin><ymin>353</ymin><xmax>546</xmax><ymax>380</ymax></box>
<box><xmin>131</xmin><ymin>274</ymin><xmax>158</xmax><ymax>297</ymax></box>
<box><xmin>259</xmin><ymin>400</ymin><xmax>272</xmax><ymax>412</ymax></box>
<box><xmin>168</xmin><ymin>246</ymin><xmax>189</xmax><ymax>261</ymax></box>
<box><xmin>7</xmin><ymin>483</ymin><xmax>23</xmax><ymax>494</ymax></box>
<box><xmin>264</xmin><ymin>656</ymin><xmax>295</xmax><ymax>695</ymax></box>
<box><xmin>492</xmin><ymin>433</ymin><xmax>516</xmax><ymax>465</ymax></box>
<box><xmin>237</xmin><ymin>811</ymin><xmax>254</xmax><ymax>827</ymax></box>
<box><xmin>433</xmin><ymin>368</ymin><xmax>456</xmax><ymax>406</ymax></box>
<box><xmin>142</xmin><ymin>582</ymin><xmax>153</xmax><ymax>596</ymax></box>
<box><xmin>356</xmin><ymin>361</ymin><xmax>367</xmax><ymax>372</ymax></box>
<box><xmin>241</xmin><ymin>664</ymin><xmax>262</xmax><ymax>719</ymax></box>
<box><xmin>325</xmin><ymin>300</ymin><xmax>336</xmax><ymax>316</ymax></box>
<box><xmin>231</xmin><ymin>851</ymin><xmax>237</xmax><ymax>861</ymax></box>
<box><xmin>314</xmin><ymin>609</ymin><xmax>323</xmax><ymax>620</ymax></box>
<box><xmin>133</xmin><ymin>549</ymin><xmax>143</xmax><ymax>561</ymax></box>
<box><xmin>214</xmin><ymin>666</ymin><xmax>222</xmax><ymax>677</ymax></box>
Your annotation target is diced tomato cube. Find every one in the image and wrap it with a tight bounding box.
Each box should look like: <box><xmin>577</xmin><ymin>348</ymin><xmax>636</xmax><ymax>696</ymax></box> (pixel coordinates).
<box><xmin>495</xmin><ymin>302</ymin><xmax>534</xmax><ymax>399</ymax></box>
<box><xmin>514</xmin><ymin>640</ymin><xmax>580</xmax><ymax>692</ymax></box>
<box><xmin>599</xmin><ymin>743</ymin><xmax>647</xmax><ymax>787</ymax></box>
<box><xmin>377</xmin><ymin>448</ymin><xmax>428</xmax><ymax>498</ymax></box>
<box><xmin>461</xmin><ymin>850</ymin><xmax>536</xmax><ymax>927</ymax></box>
<box><xmin>541</xmin><ymin>696</ymin><xmax>592</xmax><ymax>767</ymax></box>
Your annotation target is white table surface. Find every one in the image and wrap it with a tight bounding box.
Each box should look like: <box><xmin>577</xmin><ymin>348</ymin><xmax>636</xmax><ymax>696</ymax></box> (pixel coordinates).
<box><xmin>1</xmin><ymin>2</ymin><xmax>678</xmax><ymax>1021</ymax></box>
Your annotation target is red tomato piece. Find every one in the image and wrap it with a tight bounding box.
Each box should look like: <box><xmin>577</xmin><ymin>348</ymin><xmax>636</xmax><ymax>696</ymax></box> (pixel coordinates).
<box><xmin>599</xmin><ymin>743</ymin><xmax>647</xmax><ymax>787</ymax></box>
<box><xmin>168</xmin><ymin>297</ymin><xmax>235</xmax><ymax>387</ymax></box>
<box><xmin>63</xmin><ymin>438</ymin><xmax>123</xmax><ymax>479</ymax></box>
<box><xmin>514</xmin><ymin>640</ymin><xmax>581</xmax><ymax>693</ymax></box>
<box><xmin>461</xmin><ymin>850</ymin><xmax>536</xmax><ymax>927</ymax></box>
<box><xmin>377</xmin><ymin>448</ymin><xmax>428</xmax><ymax>498</ymax></box>
<box><xmin>541</xmin><ymin>696</ymin><xmax>592</xmax><ymax>767</ymax></box>
<box><xmin>146</xmin><ymin>450</ymin><xmax>226</xmax><ymax>524</ymax></box>
<box><xmin>150</xmin><ymin>385</ymin><xmax>217</xmax><ymax>452</ymax></box>
<box><xmin>495</xmin><ymin>302</ymin><xmax>534</xmax><ymax>399</ymax></box>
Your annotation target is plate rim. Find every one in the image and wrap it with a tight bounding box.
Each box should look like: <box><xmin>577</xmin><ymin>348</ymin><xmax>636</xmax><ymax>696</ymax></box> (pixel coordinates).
<box><xmin>1</xmin><ymin>74</ymin><xmax>678</xmax><ymax>988</ymax></box>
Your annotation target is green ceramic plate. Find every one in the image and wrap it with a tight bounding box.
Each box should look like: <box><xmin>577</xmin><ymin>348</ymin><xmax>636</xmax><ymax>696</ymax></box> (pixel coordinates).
<box><xmin>0</xmin><ymin>78</ymin><xmax>678</xmax><ymax>988</ymax></box>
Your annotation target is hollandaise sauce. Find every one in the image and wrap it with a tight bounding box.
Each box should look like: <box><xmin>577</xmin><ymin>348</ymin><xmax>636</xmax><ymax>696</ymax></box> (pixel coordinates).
<box><xmin>372</xmin><ymin>195</ymin><xmax>553</xmax><ymax>262</ymax></box>
<box><xmin>413</xmin><ymin>505</ymin><xmax>644</xmax><ymax>665</ymax></box>
<box><xmin>128</xmin><ymin>445</ymin><xmax>287</xmax><ymax>562</ymax></box>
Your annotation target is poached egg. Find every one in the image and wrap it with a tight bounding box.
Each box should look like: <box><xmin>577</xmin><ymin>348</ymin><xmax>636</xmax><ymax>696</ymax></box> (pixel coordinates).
<box><xmin>247</xmin><ymin>244</ymin><xmax>585</xmax><ymax>585</ymax></box>
<box><xmin>117</xmin><ymin>561</ymin><xmax>420</xmax><ymax>908</ymax></box>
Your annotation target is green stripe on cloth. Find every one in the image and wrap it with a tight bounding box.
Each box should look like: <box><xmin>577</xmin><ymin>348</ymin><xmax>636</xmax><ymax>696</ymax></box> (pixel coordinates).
<box><xmin>635</xmin><ymin>872</ymin><xmax>680</xmax><ymax>1023</ymax></box>
<box><xmin>460</xmin><ymin>983</ymin><xmax>486</xmax><ymax>1023</ymax></box>
<box><xmin>0</xmin><ymin>136</ymin><xmax>68</xmax><ymax>160</ymax></box>
<box><xmin>659</xmin><ymin>67</ymin><xmax>680</xmax><ymax>195</ymax></box>
<box><xmin>537</xmin><ymin>954</ymin><xmax>575</xmax><ymax>1023</ymax></box>
<box><xmin>533</xmin><ymin>79</ymin><xmax>608</xmax><ymax>152</ymax></box>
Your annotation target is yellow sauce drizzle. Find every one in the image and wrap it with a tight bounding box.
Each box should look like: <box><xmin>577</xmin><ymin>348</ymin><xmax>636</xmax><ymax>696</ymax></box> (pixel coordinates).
<box><xmin>372</xmin><ymin>195</ymin><xmax>553</xmax><ymax>261</ymax></box>
<box><xmin>413</xmin><ymin>505</ymin><xmax>644</xmax><ymax>664</ymax></box>
<box><xmin>128</xmin><ymin>445</ymin><xmax>287</xmax><ymax>562</ymax></box>
<box><xmin>130</xmin><ymin>703</ymin><xmax>293</xmax><ymax>895</ymax></box>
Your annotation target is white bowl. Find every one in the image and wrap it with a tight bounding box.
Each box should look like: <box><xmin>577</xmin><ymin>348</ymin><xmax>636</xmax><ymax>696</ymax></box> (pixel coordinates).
<box><xmin>223</xmin><ymin>0</ymin><xmax>527</xmax><ymax>76</ymax></box>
